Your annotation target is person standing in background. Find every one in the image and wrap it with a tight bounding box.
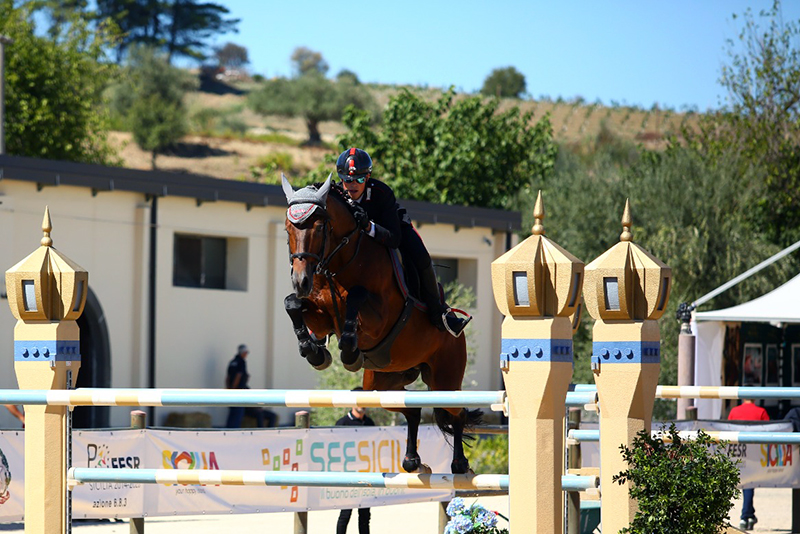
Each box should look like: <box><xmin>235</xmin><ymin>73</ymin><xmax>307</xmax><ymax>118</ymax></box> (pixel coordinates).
<box><xmin>728</xmin><ymin>387</ymin><xmax>769</xmax><ymax>531</ymax></box>
<box><xmin>335</xmin><ymin>387</ymin><xmax>375</xmax><ymax>534</ymax></box>
<box><xmin>225</xmin><ymin>344</ymin><xmax>277</xmax><ymax>428</ymax></box>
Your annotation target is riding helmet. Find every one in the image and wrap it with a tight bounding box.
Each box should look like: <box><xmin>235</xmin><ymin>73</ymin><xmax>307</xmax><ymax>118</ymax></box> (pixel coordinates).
<box><xmin>336</xmin><ymin>148</ymin><xmax>373</xmax><ymax>180</ymax></box>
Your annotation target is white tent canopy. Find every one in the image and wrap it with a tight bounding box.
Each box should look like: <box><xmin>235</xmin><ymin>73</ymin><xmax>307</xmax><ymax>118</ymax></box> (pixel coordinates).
<box><xmin>695</xmin><ymin>273</ymin><xmax>800</xmax><ymax>324</ymax></box>
<box><xmin>692</xmin><ymin>273</ymin><xmax>800</xmax><ymax>418</ymax></box>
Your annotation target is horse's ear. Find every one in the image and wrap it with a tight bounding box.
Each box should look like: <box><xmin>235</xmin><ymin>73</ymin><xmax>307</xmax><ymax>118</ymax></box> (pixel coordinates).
<box><xmin>316</xmin><ymin>173</ymin><xmax>332</xmax><ymax>204</ymax></box>
<box><xmin>281</xmin><ymin>173</ymin><xmax>295</xmax><ymax>204</ymax></box>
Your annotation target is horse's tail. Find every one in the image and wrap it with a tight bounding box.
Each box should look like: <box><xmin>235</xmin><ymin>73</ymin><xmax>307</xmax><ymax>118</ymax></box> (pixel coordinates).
<box><xmin>433</xmin><ymin>407</ymin><xmax>483</xmax><ymax>444</ymax></box>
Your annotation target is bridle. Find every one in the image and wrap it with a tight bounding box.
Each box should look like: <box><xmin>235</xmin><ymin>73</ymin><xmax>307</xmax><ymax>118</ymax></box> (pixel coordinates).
<box><xmin>288</xmin><ymin>200</ymin><xmax>364</xmax><ymax>333</ymax></box>
<box><xmin>288</xmin><ymin>208</ymin><xmax>363</xmax><ymax>278</ymax></box>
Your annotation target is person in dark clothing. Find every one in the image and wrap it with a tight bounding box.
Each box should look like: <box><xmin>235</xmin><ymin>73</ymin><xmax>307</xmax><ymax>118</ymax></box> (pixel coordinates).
<box><xmin>225</xmin><ymin>344</ymin><xmax>277</xmax><ymax>428</ymax></box>
<box><xmin>728</xmin><ymin>389</ymin><xmax>769</xmax><ymax>531</ymax></box>
<box><xmin>335</xmin><ymin>388</ymin><xmax>375</xmax><ymax>534</ymax></box>
<box><xmin>335</xmin><ymin>147</ymin><xmax>471</xmax><ymax>337</ymax></box>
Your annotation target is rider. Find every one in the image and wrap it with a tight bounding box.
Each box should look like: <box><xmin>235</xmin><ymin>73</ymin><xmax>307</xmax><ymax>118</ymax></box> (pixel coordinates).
<box><xmin>335</xmin><ymin>147</ymin><xmax>470</xmax><ymax>337</ymax></box>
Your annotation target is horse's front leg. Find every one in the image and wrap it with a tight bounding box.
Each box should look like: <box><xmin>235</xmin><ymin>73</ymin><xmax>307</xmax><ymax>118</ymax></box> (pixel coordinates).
<box><xmin>339</xmin><ymin>286</ymin><xmax>368</xmax><ymax>372</ymax></box>
<box><xmin>284</xmin><ymin>294</ymin><xmax>332</xmax><ymax>370</ymax></box>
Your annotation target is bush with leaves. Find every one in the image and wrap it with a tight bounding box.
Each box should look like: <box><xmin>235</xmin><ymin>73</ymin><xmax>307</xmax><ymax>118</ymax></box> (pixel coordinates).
<box><xmin>107</xmin><ymin>45</ymin><xmax>197</xmax><ymax>168</ymax></box>
<box><xmin>1</xmin><ymin>3</ymin><xmax>119</xmax><ymax>164</ymax></box>
<box><xmin>613</xmin><ymin>424</ymin><xmax>740</xmax><ymax>534</ymax></box>
<box><xmin>339</xmin><ymin>88</ymin><xmax>556</xmax><ymax>209</ymax></box>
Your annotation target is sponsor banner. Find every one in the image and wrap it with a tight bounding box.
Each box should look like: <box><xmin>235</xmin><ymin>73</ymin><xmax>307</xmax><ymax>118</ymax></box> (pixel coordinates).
<box><xmin>305</xmin><ymin>426</ymin><xmax>454</xmax><ymax>510</ymax></box>
<box><xmin>0</xmin><ymin>424</ymin><xmax>455</xmax><ymax>522</ymax></box>
<box><xmin>580</xmin><ymin>421</ymin><xmax>799</xmax><ymax>489</ymax></box>
<box><xmin>669</xmin><ymin>420</ymin><xmax>799</xmax><ymax>489</ymax></box>
<box><xmin>0</xmin><ymin>431</ymin><xmax>24</xmax><ymax>522</ymax></box>
<box><xmin>144</xmin><ymin>426</ymin><xmax>453</xmax><ymax>515</ymax></box>
<box><xmin>72</xmin><ymin>430</ymin><xmax>146</xmax><ymax>519</ymax></box>
<box><xmin>145</xmin><ymin>427</ymin><xmax>309</xmax><ymax>515</ymax></box>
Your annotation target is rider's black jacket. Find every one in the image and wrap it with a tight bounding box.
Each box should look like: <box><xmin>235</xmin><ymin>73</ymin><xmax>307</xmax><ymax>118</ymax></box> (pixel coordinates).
<box><xmin>354</xmin><ymin>178</ymin><xmax>403</xmax><ymax>249</ymax></box>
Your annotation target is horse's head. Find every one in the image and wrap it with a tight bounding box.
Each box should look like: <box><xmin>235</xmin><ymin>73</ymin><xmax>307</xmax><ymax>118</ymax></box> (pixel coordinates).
<box><xmin>283</xmin><ymin>174</ymin><xmax>334</xmax><ymax>297</ymax></box>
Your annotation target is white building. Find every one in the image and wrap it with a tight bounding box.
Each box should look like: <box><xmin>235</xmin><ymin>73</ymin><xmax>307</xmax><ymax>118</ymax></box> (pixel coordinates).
<box><xmin>0</xmin><ymin>154</ymin><xmax>519</xmax><ymax>428</ymax></box>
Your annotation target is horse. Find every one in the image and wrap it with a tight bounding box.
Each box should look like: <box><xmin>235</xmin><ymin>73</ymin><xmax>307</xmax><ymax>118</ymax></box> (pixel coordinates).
<box><xmin>281</xmin><ymin>174</ymin><xmax>480</xmax><ymax>474</ymax></box>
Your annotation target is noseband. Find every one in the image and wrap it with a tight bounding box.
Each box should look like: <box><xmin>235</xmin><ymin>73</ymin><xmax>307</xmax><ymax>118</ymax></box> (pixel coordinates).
<box><xmin>288</xmin><ymin>205</ymin><xmax>362</xmax><ymax>277</ymax></box>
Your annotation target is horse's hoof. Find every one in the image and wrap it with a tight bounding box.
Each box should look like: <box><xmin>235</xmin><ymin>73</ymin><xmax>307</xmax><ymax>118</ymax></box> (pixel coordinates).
<box><xmin>416</xmin><ymin>463</ymin><xmax>432</xmax><ymax>474</ymax></box>
<box><xmin>299</xmin><ymin>339</ymin><xmax>319</xmax><ymax>360</ymax></box>
<box><xmin>451</xmin><ymin>458</ymin><xmax>470</xmax><ymax>475</ymax></box>
<box><xmin>402</xmin><ymin>454</ymin><xmax>422</xmax><ymax>473</ymax></box>
<box><xmin>310</xmin><ymin>348</ymin><xmax>332</xmax><ymax>371</ymax></box>
<box><xmin>342</xmin><ymin>352</ymin><xmax>363</xmax><ymax>372</ymax></box>
<box><xmin>338</xmin><ymin>332</ymin><xmax>358</xmax><ymax>354</ymax></box>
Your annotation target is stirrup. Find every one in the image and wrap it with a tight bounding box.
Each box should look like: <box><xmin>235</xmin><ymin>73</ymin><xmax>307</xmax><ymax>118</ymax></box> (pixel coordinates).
<box><xmin>442</xmin><ymin>308</ymin><xmax>472</xmax><ymax>338</ymax></box>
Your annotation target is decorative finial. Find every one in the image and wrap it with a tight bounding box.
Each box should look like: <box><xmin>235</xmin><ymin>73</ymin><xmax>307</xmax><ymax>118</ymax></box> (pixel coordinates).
<box><xmin>532</xmin><ymin>190</ymin><xmax>545</xmax><ymax>236</ymax></box>
<box><xmin>620</xmin><ymin>199</ymin><xmax>632</xmax><ymax>242</ymax></box>
<box><xmin>41</xmin><ymin>206</ymin><xmax>52</xmax><ymax>247</ymax></box>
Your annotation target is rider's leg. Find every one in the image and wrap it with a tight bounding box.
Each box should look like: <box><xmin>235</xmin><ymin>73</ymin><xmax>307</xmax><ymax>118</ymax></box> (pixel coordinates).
<box><xmin>400</xmin><ymin>224</ymin><xmax>470</xmax><ymax>337</ymax></box>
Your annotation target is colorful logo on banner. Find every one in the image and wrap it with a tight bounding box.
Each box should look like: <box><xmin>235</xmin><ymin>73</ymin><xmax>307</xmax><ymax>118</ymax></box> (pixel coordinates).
<box><xmin>262</xmin><ymin>439</ymin><xmax>303</xmax><ymax>503</ymax></box>
<box><xmin>761</xmin><ymin>444</ymin><xmax>793</xmax><ymax>468</ymax></box>
<box><xmin>309</xmin><ymin>437</ymin><xmax>410</xmax><ymax>473</ymax></box>
<box><xmin>87</xmin><ymin>443</ymin><xmax>141</xmax><ymax>469</ymax></box>
<box><xmin>0</xmin><ymin>448</ymin><xmax>11</xmax><ymax>506</ymax></box>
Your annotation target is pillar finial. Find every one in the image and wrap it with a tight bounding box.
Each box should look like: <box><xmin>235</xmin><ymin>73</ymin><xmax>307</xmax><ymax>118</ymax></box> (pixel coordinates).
<box><xmin>620</xmin><ymin>199</ymin><xmax>632</xmax><ymax>242</ymax></box>
<box><xmin>532</xmin><ymin>190</ymin><xmax>545</xmax><ymax>236</ymax></box>
<box><xmin>41</xmin><ymin>206</ymin><xmax>53</xmax><ymax>247</ymax></box>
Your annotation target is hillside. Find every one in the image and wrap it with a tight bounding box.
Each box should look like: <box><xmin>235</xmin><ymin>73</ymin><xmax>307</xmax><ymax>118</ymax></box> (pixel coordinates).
<box><xmin>112</xmin><ymin>81</ymin><xmax>700</xmax><ymax>182</ymax></box>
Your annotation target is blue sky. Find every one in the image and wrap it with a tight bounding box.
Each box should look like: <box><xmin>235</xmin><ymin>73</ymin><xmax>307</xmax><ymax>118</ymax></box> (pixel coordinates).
<box><xmin>210</xmin><ymin>1</ymin><xmax>800</xmax><ymax>111</ymax></box>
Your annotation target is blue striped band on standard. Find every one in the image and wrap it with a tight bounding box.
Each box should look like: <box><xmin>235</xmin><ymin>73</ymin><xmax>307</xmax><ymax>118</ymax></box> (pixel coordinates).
<box><xmin>500</xmin><ymin>338</ymin><xmax>573</xmax><ymax>363</ymax></box>
<box><xmin>591</xmin><ymin>341</ymin><xmax>660</xmax><ymax>364</ymax></box>
<box><xmin>14</xmin><ymin>340</ymin><xmax>81</xmax><ymax>362</ymax></box>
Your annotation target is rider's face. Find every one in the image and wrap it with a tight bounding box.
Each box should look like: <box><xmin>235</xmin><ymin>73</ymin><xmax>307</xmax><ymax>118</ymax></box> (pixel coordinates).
<box><xmin>343</xmin><ymin>179</ymin><xmax>367</xmax><ymax>200</ymax></box>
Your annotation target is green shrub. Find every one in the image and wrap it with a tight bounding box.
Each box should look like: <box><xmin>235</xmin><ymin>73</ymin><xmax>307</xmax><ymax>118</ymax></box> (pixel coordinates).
<box><xmin>217</xmin><ymin>115</ymin><xmax>248</xmax><ymax>136</ymax></box>
<box><xmin>249</xmin><ymin>151</ymin><xmax>295</xmax><ymax>181</ymax></box>
<box><xmin>191</xmin><ymin>107</ymin><xmax>223</xmax><ymax>135</ymax></box>
<box><xmin>466</xmin><ymin>435</ymin><xmax>508</xmax><ymax>474</ymax></box>
<box><xmin>613</xmin><ymin>424</ymin><xmax>740</xmax><ymax>534</ymax></box>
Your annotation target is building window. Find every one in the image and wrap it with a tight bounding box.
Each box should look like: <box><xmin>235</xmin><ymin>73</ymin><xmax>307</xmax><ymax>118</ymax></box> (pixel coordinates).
<box><xmin>173</xmin><ymin>234</ymin><xmax>248</xmax><ymax>290</ymax></box>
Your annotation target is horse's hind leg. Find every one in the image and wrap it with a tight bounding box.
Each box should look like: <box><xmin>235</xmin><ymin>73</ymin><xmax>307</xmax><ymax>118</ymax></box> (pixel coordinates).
<box><xmin>339</xmin><ymin>286</ymin><xmax>368</xmax><ymax>372</ymax></box>
<box><xmin>363</xmin><ymin>369</ymin><xmax>425</xmax><ymax>473</ymax></box>
<box><xmin>284</xmin><ymin>294</ymin><xmax>331</xmax><ymax>370</ymax></box>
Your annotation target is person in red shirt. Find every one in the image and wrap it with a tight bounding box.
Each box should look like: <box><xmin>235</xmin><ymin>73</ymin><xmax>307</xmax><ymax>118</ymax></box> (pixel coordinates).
<box><xmin>728</xmin><ymin>392</ymin><xmax>769</xmax><ymax>531</ymax></box>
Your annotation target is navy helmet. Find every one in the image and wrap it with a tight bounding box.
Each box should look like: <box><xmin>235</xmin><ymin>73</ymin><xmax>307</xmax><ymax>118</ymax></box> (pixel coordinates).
<box><xmin>336</xmin><ymin>148</ymin><xmax>372</xmax><ymax>183</ymax></box>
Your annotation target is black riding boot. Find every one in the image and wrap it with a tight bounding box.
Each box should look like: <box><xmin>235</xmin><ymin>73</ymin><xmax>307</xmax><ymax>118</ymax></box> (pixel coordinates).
<box><xmin>419</xmin><ymin>263</ymin><xmax>470</xmax><ymax>337</ymax></box>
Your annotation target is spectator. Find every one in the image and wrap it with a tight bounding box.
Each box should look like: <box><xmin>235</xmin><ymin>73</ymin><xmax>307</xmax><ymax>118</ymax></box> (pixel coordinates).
<box><xmin>336</xmin><ymin>387</ymin><xmax>375</xmax><ymax>534</ymax></box>
<box><xmin>728</xmin><ymin>387</ymin><xmax>769</xmax><ymax>531</ymax></box>
<box><xmin>225</xmin><ymin>344</ymin><xmax>277</xmax><ymax>428</ymax></box>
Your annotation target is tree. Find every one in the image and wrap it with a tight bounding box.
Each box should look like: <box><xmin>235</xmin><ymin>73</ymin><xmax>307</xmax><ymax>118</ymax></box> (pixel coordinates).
<box><xmin>480</xmin><ymin>66</ymin><xmax>526</xmax><ymax>98</ymax></box>
<box><xmin>107</xmin><ymin>46</ymin><xmax>196</xmax><ymax>168</ymax></box>
<box><xmin>685</xmin><ymin>0</ymin><xmax>800</xmax><ymax>246</ymax></box>
<box><xmin>613</xmin><ymin>424</ymin><xmax>740</xmax><ymax>534</ymax></box>
<box><xmin>94</xmin><ymin>0</ymin><xmax>238</xmax><ymax>63</ymax></box>
<box><xmin>1</xmin><ymin>2</ymin><xmax>119</xmax><ymax>164</ymax></box>
<box><xmin>290</xmin><ymin>46</ymin><xmax>328</xmax><ymax>76</ymax></box>
<box><xmin>163</xmin><ymin>0</ymin><xmax>239</xmax><ymax>63</ymax></box>
<box><xmin>214</xmin><ymin>41</ymin><xmax>248</xmax><ymax>69</ymax></box>
<box><xmin>337</xmin><ymin>88</ymin><xmax>556</xmax><ymax>209</ymax></box>
<box><xmin>336</xmin><ymin>68</ymin><xmax>359</xmax><ymax>84</ymax></box>
<box><xmin>248</xmin><ymin>71</ymin><xmax>375</xmax><ymax>145</ymax></box>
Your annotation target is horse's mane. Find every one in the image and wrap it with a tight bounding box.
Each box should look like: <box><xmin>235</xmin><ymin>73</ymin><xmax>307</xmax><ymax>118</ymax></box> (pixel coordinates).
<box><xmin>310</xmin><ymin>181</ymin><xmax>359</xmax><ymax>218</ymax></box>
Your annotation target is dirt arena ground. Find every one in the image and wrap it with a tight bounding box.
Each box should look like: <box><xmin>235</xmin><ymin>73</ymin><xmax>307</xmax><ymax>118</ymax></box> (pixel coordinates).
<box><xmin>0</xmin><ymin>489</ymin><xmax>795</xmax><ymax>533</ymax></box>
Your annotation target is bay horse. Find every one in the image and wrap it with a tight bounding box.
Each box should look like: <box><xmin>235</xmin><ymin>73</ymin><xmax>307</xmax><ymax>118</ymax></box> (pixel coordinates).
<box><xmin>281</xmin><ymin>175</ymin><xmax>480</xmax><ymax>474</ymax></box>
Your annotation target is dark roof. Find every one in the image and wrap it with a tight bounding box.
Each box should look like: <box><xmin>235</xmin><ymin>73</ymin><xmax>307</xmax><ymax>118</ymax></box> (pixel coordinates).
<box><xmin>0</xmin><ymin>154</ymin><xmax>521</xmax><ymax>232</ymax></box>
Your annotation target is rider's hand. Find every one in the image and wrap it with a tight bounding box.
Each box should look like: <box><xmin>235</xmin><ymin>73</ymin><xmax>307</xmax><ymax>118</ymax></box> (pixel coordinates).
<box><xmin>354</xmin><ymin>209</ymin><xmax>371</xmax><ymax>230</ymax></box>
